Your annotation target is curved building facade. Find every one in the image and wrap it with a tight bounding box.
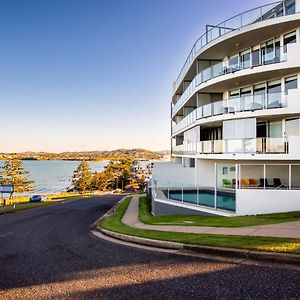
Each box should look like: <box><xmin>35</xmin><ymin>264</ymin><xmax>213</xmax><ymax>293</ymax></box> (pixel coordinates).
<box><xmin>152</xmin><ymin>0</ymin><xmax>300</xmax><ymax>216</ymax></box>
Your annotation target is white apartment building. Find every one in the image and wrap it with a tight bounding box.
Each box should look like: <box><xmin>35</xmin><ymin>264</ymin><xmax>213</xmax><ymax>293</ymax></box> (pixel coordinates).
<box><xmin>152</xmin><ymin>0</ymin><xmax>300</xmax><ymax>216</ymax></box>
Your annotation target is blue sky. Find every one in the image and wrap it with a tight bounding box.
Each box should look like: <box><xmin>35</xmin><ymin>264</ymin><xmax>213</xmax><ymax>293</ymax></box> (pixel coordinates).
<box><xmin>0</xmin><ymin>0</ymin><xmax>270</xmax><ymax>152</ymax></box>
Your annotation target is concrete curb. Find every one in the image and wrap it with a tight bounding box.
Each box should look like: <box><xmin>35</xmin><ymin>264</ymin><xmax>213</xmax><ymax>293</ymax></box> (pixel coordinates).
<box><xmin>93</xmin><ymin>196</ymin><xmax>300</xmax><ymax>266</ymax></box>
<box><xmin>89</xmin><ymin>194</ymin><xmax>130</xmax><ymax>230</ymax></box>
<box><xmin>98</xmin><ymin>227</ymin><xmax>300</xmax><ymax>266</ymax></box>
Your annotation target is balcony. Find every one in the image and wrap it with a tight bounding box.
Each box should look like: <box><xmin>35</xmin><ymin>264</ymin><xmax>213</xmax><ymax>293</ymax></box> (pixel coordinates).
<box><xmin>172</xmin><ymin>46</ymin><xmax>288</xmax><ymax>117</ymax></box>
<box><xmin>172</xmin><ymin>92</ymin><xmax>285</xmax><ymax>135</ymax></box>
<box><xmin>174</xmin><ymin>0</ymin><xmax>297</xmax><ymax>92</ymax></box>
<box><xmin>173</xmin><ymin>137</ymin><xmax>289</xmax><ymax>155</ymax></box>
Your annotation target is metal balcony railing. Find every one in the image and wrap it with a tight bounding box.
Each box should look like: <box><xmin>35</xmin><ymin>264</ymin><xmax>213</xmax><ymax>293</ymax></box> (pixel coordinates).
<box><xmin>174</xmin><ymin>0</ymin><xmax>295</xmax><ymax>92</ymax></box>
<box><xmin>172</xmin><ymin>137</ymin><xmax>289</xmax><ymax>155</ymax></box>
<box><xmin>172</xmin><ymin>92</ymin><xmax>286</xmax><ymax>135</ymax></box>
<box><xmin>172</xmin><ymin>45</ymin><xmax>287</xmax><ymax>117</ymax></box>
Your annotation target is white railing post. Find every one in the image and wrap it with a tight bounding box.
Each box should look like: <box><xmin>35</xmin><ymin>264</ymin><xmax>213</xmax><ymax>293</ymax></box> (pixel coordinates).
<box><xmin>167</xmin><ymin>182</ymin><xmax>170</xmax><ymax>200</ymax></box>
<box><xmin>263</xmin><ymin>164</ymin><xmax>266</xmax><ymax>189</ymax></box>
<box><xmin>214</xmin><ymin>163</ymin><xmax>217</xmax><ymax>210</ymax></box>
<box><xmin>235</xmin><ymin>163</ymin><xmax>239</xmax><ymax>192</ymax></box>
<box><xmin>197</xmin><ymin>186</ymin><xmax>199</xmax><ymax>205</ymax></box>
<box><xmin>289</xmin><ymin>164</ymin><xmax>292</xmax><ymax>190</ymax></box>
<box><xmin>182</xmin><ymin>187</ymin><xmax>184</xmax><ymax>202</ymax></box>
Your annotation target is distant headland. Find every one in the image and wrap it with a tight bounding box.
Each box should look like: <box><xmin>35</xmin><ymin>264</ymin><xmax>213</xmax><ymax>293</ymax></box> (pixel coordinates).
<box><xmin>0</xmin><ymin>149</ymin><xmax>169</xmax><ymax>161</ymax></box>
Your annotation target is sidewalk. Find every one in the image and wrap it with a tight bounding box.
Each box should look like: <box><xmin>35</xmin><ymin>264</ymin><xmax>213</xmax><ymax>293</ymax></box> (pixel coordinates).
<box><xmin>122</xmin><ymin>196</ymin><xmax>300</xmax><ymax>239</ymax></box>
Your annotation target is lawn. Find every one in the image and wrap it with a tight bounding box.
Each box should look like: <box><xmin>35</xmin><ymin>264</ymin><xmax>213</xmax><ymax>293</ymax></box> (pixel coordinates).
<box><xmin>100</xmin><ymin>196</ymin><xmax>300</xmax><ymax>254</ymax></box>
<box><xmin>0</xmin><ymin>194</ymin><xmax>94</xmax><ymax>215</ymax></box>
<box><xmin>139</xmin><ymin>197</ymin><xmax>300</xmax><ymax>227</ymax></box>
<box><xmin>0</xmin><ymin>202</ymin><xmax>55</xmax><ymax>214</ymax></box>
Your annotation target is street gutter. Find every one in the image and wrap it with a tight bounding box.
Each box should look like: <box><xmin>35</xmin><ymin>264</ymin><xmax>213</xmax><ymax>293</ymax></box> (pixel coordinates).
<box><xmin>91</xmin><ymin>195</ymin><xmax>300</xmax><ymax>266</ymax></box>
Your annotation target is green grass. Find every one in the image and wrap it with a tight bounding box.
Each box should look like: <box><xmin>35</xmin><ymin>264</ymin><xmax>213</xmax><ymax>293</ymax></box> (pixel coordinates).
<box><xmin>100</xmin><ymin>196</ymin><xmax>300</xmax><ymax>254</ymax></box>
<box><xmin>0</xmin><ymin>202</ymin><xmax>56</xmax><ymax>214</ymax></box>
<box><xmin>139</xmin><ymin>197</ymin><xmax>300</xmax><ymax>227</ymax></box>
<box><xmin>0</xmin><ymin>194</ymin><xmax>94</xmax><ymax>215</ymax></box>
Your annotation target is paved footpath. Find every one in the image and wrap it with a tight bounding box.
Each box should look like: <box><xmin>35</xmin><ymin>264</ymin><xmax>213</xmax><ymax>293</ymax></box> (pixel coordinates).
<box><xmin>122</xmin><ymin>196</ymin><xmax>300</xmax><ymax>238</ymax></box>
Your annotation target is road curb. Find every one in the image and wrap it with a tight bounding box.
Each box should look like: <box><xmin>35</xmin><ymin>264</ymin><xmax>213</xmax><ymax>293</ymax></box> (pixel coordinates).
<box><xmin>93</xmin><ymin>196</ymin><xmax>300</xmax><ymax>266</ymax></box>
<box><xmin>98</xmin><ymin>227</ymin><xmax>300</xmax><ymax>266</ymax></box>
<box><xmin>89</xmin><ymin>194</ymin><xmax>129</xmax><ymax>230</ymax></box>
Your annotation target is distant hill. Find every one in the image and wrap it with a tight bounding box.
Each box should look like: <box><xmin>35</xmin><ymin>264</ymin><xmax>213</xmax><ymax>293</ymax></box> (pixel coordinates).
<box><xmin>0</xmin><ymin>148</ymin><xmax>167</xmax><ymax>161</ymax></box>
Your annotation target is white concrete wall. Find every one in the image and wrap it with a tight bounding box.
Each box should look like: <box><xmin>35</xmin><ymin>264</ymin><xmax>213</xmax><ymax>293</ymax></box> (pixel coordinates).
<box><xmin>236</xmin><ymin>189</ymin><xmax>300</xmax><ymax>215</ymax></box>
<box><xmin>195</xmin><ymin>159</ymin><xmax>215</xmax><ymax>187</ymax></box>
<box><xmin>152</xmin><ymin>162</ymin><xmax>195</xmax><ymax>187</ymax></box>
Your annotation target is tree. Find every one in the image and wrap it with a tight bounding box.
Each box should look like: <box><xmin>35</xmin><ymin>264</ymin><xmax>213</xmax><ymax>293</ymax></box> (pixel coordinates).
<box><xmin>91</xmin><ymin>158</ymin><xmax>135</xmax><ymax>191</ymax></box>
<box><xmin>0</xmin><ymin>155</ymin><xmax>34</xmax><ymax>193</ymax></box>
<box><xmin>72</xmin><ymin>160</ymin><xmax>93</xmax><ymax>193</ymax></box>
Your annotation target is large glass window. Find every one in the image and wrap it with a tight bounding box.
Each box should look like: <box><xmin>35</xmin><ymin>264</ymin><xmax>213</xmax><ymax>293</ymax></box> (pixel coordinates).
<box><xmin>228</xmin><ymin>90</ymin><xmax>240</xmax><ymax>112</ymax></box>
<box><xmin>285</xmin><ymin>118</ymin><xmax>299</xmax><ymax>136</ymax></box>
<box><xmin>267</xmin><ymin>80</ymin><xmax>282</xmax><ymax>108</ymax></box>
<box><xmin>240</xmin><ymin>49</ymin><xmax>251</xmax><ymax>69</ymax></box>
<box><xmin>241</xmin><ymin>86</ymin><xmax>252</xmax><ymax>110</ymax></box>
<box><xmin>284</xmin><ymin>31</ymin><xmax>296</xmax><ymax>52</ymax></box>
<box><xmin>285</xmin><ymin>76</ymin><xmax>298</xmax><ymax>94</ymax></box>
<box><xmin>262</xmin><ymin>38</ymin><xmax>280</xmax><ymax>64</ymax></box>
<box><xmin>252</xmin><ymin>83</ymin><xmax>266</xmax><ymax>110</ymax></box>
<box><xmin>228</xmin><ymin>55</ymin><xmax>239</xmax><ymax>71</ymax></box>
<box><xmin>229</xmin><ymin>90</ymin><xmax>239</xmax><ymax>98</ymax></box>
<box><xmin>252</xmin><ymin>48</ymin><xmax>260</xmax><ymax>67</ymax></box>
<box><xmin>269</xmin><ymin>121</ymin><xmax>282</xmax><ymax>138</ymax></box>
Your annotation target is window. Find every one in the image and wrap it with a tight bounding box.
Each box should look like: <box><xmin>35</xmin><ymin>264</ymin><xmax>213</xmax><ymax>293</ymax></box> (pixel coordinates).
<box><xmin>252</xmin><ymin>48</ymin><xmax>260</xmax><ymax>67</ymax></box>
<box><xmin>253</xmin><ymin>83</ymin><xmax>266</xmax><ymax>109</ymax></box>
<box><xmin>284</xmin><ymin>31</ymin><xmax>296</xmax><ymax>52</ymax></box>
<box><xmin>240</xmin><ymin>49</ymin><xmax>251</xmax><ymax>69</ymax></box>
<box><xmin>254</xmin><ymin>83</ymin><xmax>266</xmax><ymax>95</ymax></box>
<box><xmin>285</xmin><ymin>76</ymin><xmax>298</xmax><ymax>93</ymax></box>
<box><xmin>285</xmin><ymin>118</ymin><xmax>299</xmax><ymax>136</ymax></box>
<box><xmin>261</xmin><ymin>38</ymin><xmax>280</xmax><ymax>64</ymax></box>
<box><xmin>229</xmin><ymin>90</ymin><xmax>239</xmax><ymax>98</ymax></box>
<box><xmin>240</xmin><ymin>86</ymin><xmax>251</xmax><ymax>96</ymax></box>
<box><xmin>228</xmin><ymin>55</ymin><xmax>239</xmax><ymax>71</ymax></box>
<box><xmin>267</xmin><ymin>80</ymin><xmax>282</xmax><ymax>108</ymax></box>
<box><xmin>268</xmin><ymin>80</ymin><xmax>281</xmax><ymax>93</ymax></box>
<box><xmin>268</xmin><ymin>121</ymin><xmax>282</xmax><ymax>138</ymax></box>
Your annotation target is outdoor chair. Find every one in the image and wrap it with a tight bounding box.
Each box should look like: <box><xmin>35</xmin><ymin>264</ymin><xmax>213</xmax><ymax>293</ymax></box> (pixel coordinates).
<box><xmin>232</xmin><ymin>179</ymin><xmax>239</xmax><ymax>188</ymax></box>
<box><xmin>273</xmin><ymin>178</ymin><xmax>287</xmax><ymax>189</ymax></box>
<box><xmin>241</xmin><ymin>178</ymin><xmax>249</xmax><ymax>188</ymax></box>
<box><xmin>222</xmin><ymin>179</ymin><xmax>231</xmax><ymax>188</ymax></box>
<box><xmin>258</xmin><ymin>178</ymin><xmax>270</xmax><ymax>188</ymax></box>
<box><xmin>249</xmin><ymin>178</ymin><xmax>257</xmax><ymax>187</ymax></box>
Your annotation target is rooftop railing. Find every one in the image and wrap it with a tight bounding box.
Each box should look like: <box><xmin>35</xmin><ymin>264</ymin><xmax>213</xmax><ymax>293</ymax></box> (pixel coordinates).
<box><xmin>174</xmin><ymin>0</ymin><xmax>295</xmax><ymax>92</ymax></box>
<box><xmin>172</xmin><ymin>92</ymin><xmax>286</xmax><ymax>135</ymax></box>
<box><xmin>172</xmin><ymin>45</ymin><xmax>287</xmax><ymax>117</ymax></box>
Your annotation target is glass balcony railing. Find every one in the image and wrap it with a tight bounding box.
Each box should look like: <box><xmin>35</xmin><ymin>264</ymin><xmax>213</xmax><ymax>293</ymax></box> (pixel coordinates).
<box><xmin>172</xmin><ymin>92</ymin><xmax>286</xmax><ymax>135</ymax></box>
<box><xmin>174</xmin><ymin>0</ymin><xmax>295</xmax><ymax>92</ymax></box>
<box><xmin>173</xmin><ymin>137</ymin><xmax>289</xmax><ymax>155</ymax></box>
<box><xmin>172</xmin><ymin>45</ymin><xmax>287</xmax><ymax>117</ymax></box>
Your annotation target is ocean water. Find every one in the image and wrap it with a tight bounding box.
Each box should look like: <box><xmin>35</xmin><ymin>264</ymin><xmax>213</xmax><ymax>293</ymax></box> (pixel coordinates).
<box><xmin>0</xmin><ymin>160</ymin><xmax>108</xmax><ymax>194</ymax></box>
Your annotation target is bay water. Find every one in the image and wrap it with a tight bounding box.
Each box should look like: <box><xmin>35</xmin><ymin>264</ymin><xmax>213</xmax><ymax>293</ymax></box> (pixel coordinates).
<box><xmin>0</xmin><ymin>160</ymin><xmax>108</xmax><ymax>194</ymax></box>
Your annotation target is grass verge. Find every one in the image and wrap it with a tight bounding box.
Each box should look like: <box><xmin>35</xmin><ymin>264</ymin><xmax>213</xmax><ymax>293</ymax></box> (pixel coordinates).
<box><xmin>139</xmin><ymin>197</ymin><xmax>300</xmax><ymax>227</ymax></box>
<box><xmin>0</xmin><ymin>194</ymin><xmax>95</xmax><ymax>215</ymax></box>
<box><xmin>0</xmin><ymin>202</ymin><xmax>57</xmax><ymax>214</ymax></box>
<box><xmin>100</xmin><ymin>196</ymin><xmax>300</xmax><ymax>254</ymax></box>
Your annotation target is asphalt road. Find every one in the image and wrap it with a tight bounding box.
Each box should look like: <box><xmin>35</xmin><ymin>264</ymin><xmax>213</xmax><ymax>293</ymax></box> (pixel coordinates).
<box><xmin>0</xmin><ymin>195</ymin><xmax>299</xmax><ymax>300</ymax></box>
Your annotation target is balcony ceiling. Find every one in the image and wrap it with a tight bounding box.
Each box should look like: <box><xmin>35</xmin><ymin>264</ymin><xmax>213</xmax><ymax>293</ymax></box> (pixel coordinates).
<box><xmin>200</xmin><ymin>67</ymin><xmax>300</xmax><ymax>93</ymax></box>
<box><xmin>182</xmin><ymin>15</ymin><xmax>300</xmax><ymax>84</ymax></box>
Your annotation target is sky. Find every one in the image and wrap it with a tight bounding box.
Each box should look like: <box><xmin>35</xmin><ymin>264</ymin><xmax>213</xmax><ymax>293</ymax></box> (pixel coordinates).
<box><xmin>0</xmin><ymin>0</ymin><xmax>271</xmax><ymax>153</ymax></box>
